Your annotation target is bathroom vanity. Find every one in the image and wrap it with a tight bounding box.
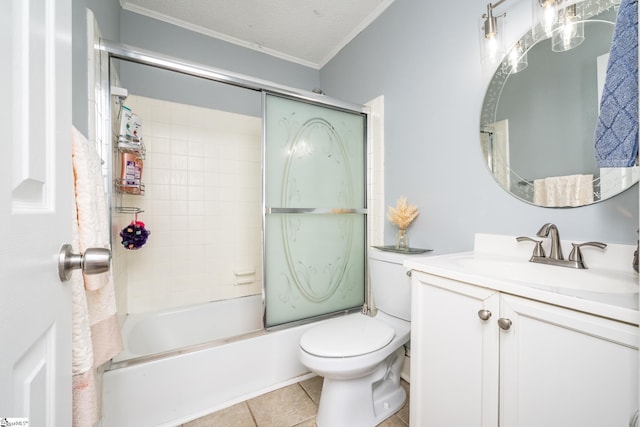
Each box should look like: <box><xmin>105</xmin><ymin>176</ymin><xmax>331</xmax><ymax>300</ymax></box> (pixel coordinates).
<box><xmin>406</xmin><ymin>234</ymin><xmax>639</xmax><ymax>426</ymax></box>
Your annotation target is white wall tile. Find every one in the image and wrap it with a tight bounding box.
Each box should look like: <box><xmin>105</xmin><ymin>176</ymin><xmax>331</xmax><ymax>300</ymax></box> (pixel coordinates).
<box><xmin>121</xmin><ymin>95</ymin><xmax>263</xmax><ymax>314</ymax></box>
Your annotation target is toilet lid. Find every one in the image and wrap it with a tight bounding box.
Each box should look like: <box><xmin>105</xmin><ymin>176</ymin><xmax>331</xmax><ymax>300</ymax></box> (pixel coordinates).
<box><xmin>300</xmin><ymin>314</ymin><xmax>395</xmax><ymax>358</ymax></box>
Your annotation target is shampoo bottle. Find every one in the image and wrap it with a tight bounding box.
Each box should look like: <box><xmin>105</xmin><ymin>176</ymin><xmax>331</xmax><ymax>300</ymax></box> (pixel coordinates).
<box><xmin>120</xmin><ymin>152</ymin><xmax>139</xmax><ymax>194</ymax></box>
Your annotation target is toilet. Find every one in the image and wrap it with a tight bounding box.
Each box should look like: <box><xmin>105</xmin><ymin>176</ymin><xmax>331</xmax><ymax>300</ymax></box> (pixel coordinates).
<box><xmin>298</xmin><ymin>248</ymin><xmax>415</xmax><ymax>427</ymax></box>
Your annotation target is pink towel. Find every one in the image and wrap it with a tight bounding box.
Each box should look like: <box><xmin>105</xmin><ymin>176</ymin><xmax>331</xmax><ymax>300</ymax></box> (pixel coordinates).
<box><xmin>71</xmin><ymin>126</ymin><xmax>123</xmax><ymax>427</ymax></box>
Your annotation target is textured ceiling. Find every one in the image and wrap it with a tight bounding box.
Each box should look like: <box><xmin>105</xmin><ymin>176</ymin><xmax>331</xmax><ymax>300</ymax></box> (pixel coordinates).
<box><xmin>120</xmin><ymin>0</ymin><xmax>395</xmax><ymax>69</ymax></box>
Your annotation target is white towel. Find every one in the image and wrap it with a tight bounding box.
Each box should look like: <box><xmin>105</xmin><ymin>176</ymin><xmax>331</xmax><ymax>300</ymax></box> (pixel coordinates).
<box><xmin>533</xmin><ymin>174</ymin><xmax>594</xmax><ymax>207</ymax></box>
<box><xmin>71</xmin><ymin>126</ymin><xmax>123</xmax><ymax>427</ymax></box>
<box><xmin>71</xmin><ymin>200</ymin><xmax>97</xmax><ymax>427</ymax></box>
<box><xmin>73</xmin><ymin>127</ymin><xmax>111</xmax><ymax>292</ymax></box>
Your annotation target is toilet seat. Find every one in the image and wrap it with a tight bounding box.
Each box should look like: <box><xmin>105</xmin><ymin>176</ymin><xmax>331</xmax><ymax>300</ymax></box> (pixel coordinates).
<box><xmin>300</xmin><ymin>314</ymin><xmax>395</xmax><ymax>358</ymax></box>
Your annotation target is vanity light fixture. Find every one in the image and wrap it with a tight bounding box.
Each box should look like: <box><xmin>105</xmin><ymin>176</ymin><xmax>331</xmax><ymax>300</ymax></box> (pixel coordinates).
<box><xmin>481</xmin><ymin>0</ymin><xmax>588</xmax><ymax>68</ymax></box>
<box><xmin>533</xmin><ymin>0</ymin><xmax>561</xmax><ymax>41</ymax></box>
<box><xmin>504</xmin><ymin>41</ymin><xmax>529</xmax><ymax>73</ymax></box>
<box><xmin>552</xmin><ymin>2</ymin><xmax>585</xmax><ymax>51</ymax></box>
<box><xmin>481</xmin><ymin>0</ymin><xmax>508</xmax><ymax>64</ymax></box>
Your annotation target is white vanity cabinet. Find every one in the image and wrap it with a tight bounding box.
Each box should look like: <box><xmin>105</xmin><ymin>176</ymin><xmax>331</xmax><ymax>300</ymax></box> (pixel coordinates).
<box><xmin>410</xmin><ymin>272</ymin><xmax>501</xmax><ymax>425</ymax></box>
<box><xmin>410</xmin><ymin>270</ymin><xmax>639</xmax><ymax>427</ymax></box>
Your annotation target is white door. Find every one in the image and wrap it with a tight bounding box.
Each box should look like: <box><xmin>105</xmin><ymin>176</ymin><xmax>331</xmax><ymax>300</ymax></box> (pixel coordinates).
<box><xmin>0</xmin><ymin>0</ymin><xmax>73</xmax><ymax>425</ymax></box>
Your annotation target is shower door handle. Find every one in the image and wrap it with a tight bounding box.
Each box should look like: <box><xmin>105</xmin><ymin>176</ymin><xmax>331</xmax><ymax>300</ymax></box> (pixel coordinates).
<box><xmin>58</xmin><ymin>244</ymin><xmax>111</xmax><ymax>282</ymax></box>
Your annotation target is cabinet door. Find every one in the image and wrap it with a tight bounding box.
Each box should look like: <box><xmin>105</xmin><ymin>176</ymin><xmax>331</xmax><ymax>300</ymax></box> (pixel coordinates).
<box><xmin>500</xmin><ymin>294</ymin><xmax>639</xmax><ymax>427</ymax></box>
<box><xmin>411</xmin><ymin>272</ymin><xmax>500</xmax><ymax>426</ymax></box>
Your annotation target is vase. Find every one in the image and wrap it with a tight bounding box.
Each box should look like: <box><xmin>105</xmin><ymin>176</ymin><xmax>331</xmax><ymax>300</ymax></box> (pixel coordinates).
<box><xmin>396</xmin><ymin>228</ymin><xmax>409</xmax><ymax>251</ymax></box>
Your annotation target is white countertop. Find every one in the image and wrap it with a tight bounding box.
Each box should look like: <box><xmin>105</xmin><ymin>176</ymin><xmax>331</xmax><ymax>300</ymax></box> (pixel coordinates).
<box><xmin>403</xmin><ymin>234</ymin><xmax>640</xmax><ymax>326</ymax></box>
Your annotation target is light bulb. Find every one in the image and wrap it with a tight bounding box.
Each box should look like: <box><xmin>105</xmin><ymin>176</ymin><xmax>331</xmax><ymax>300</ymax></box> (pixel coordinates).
<box><xmin>505</xmin><ymin>42</ymin><xmax>528</xmax><ymax>74</ymax></box>
<box><xmin>489</xmin><ymin>36</ymin><xmax>498</xmax><ymax>53</ymax></box>
<box><xmin>542</xmin><ymin>3</ymin><xmax>558</xmax><ymax>32</ymax></box>
<box><xmin>552</xmin><ymin>2</ymin><xmax>584</xmax><ymax>52</ymax></box>
<box><xmin>480</xmin><ymin>4</ymin><xmax>505</xmax><ymax>65</ymax></box>
<box><xmin>533</xmin><ymin>0</ymin><xmax>559</xmax><ymax>41</ymax></box>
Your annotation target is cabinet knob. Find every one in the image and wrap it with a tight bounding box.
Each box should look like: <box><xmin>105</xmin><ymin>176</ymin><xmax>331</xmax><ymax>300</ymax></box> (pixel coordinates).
<box><xmin>498</xmin><ymin>318</ymin><xmax>512</xmax><ymax>330</ymax></box>
<box><xmin>477</xmin><ymin>309</ymin><xmax>492</xmax><ymax>321</ymax></box>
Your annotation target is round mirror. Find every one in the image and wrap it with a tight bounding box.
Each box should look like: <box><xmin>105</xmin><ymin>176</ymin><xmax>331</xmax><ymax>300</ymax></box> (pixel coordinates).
<box><xmin>480</xmin><ymin>1</ymin><xmax>638</xmax><ymax>207</ymax></box>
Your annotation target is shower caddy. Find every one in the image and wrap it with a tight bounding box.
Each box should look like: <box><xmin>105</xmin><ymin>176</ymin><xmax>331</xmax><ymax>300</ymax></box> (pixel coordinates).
<box><xmin>112</xmin><ymin>88</ymin><xmax>145</xmax><ymax>215</ymax></box>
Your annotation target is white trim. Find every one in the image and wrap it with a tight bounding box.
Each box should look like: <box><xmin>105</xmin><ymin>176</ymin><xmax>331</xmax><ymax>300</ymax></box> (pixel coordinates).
<box><xmin>366</xmin><ymin>95</ymin><xmax>385</xmax><ymax>247</ymax></box>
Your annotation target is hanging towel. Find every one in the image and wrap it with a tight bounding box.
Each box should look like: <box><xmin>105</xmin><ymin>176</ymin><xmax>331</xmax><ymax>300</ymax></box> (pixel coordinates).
<box><xmin>533</xmin><ymin>174</ymin><xmax>594</xmax><ymax>207</ymax></box>
<box><xmin>71</xmin><ymin>126</ymin><xmax>123</xmax><ymax>427</ymax></box>
<box><xmin>71</xmin><ymin>201</ymin><xmax>97</xmax><ymax>427</ymax></box>
<box><xmin>594</xmin><ymin>0</ymin><xmax>639</xmax><ymax>167</ymax></box>
<box><xmin>73</xmin><ymin>128</ymin><xmax>111</xmax><ymax>292</ymax></box>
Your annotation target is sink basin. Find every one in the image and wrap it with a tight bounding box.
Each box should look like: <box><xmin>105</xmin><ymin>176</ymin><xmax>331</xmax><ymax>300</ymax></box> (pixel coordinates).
<box><xmin>443</xmin><ymin>253</ymin><xmax>638</xmax><ymax>294</ymax></box>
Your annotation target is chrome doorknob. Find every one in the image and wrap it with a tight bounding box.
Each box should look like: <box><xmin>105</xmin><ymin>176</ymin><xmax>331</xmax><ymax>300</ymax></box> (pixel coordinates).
<box><xmin>58</xmin><ymin>244</ymin><xmax>111</xmax><ymax>282</ymax></box>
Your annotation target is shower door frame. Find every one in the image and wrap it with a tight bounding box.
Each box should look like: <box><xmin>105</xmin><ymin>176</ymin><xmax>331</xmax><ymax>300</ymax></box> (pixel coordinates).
<box><xmin>98</xmin><ymin>40</ymin><xmax>370</xmax><ymax>332</ymax></box>
<box><xmin>263</xmin><ymin>92</ymin><xmax>369</xmax><ymax>329</ymax></box>
<box><xmin>100</xmin><ymin>40</ymin><xmax>365</xmax><ymax>112</ymax></box>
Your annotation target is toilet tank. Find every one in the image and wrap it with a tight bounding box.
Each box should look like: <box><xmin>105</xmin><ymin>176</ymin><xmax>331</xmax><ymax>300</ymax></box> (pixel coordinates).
<box><xmin>369</xmin><ymin>248</ymin><xmax>421</xmax><ymax>321</ymax></box>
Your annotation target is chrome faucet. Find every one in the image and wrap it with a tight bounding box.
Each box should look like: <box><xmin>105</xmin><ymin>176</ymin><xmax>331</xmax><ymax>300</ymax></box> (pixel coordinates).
<box><xmin>517</xmin><ymin>223</ymin><xmax>606</xmax><ymax>269</ymax></box>
<box><xmin>536</xmin><ymin>223</ymin><xmax>563</xmax><ymax>260</ymax></box>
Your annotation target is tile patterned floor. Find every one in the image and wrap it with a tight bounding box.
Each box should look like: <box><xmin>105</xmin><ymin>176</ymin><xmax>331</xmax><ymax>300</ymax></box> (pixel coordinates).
<box><xmin>182</xmin><ymin>376</ymin><xmax>410</xmax><ymax>427</ymax></box>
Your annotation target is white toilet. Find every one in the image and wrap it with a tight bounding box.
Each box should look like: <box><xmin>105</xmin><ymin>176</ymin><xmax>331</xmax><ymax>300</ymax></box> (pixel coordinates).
<box><xmin>298</xmin><ymin>248</ymin><xmax>415</xmax><ymax>427</ymax></box>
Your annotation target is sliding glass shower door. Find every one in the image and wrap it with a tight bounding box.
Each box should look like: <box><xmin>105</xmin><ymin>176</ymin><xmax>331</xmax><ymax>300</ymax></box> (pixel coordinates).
<box><xmin>264</xmin><ymin>93</ymin><xmax>367</xmax><ymax>328</ymax></box>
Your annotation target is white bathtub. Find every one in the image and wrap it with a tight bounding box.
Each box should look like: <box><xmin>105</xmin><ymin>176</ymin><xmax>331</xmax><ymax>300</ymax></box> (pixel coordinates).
<box><xmin>112</xmin><ymin>295</ymin><xmax>264</xmax><ymax>363</ymax></box>
<box><xmin>102</xmin><ymin>295</ymin><xmax>319</xmax><ymax>427</ymax></box>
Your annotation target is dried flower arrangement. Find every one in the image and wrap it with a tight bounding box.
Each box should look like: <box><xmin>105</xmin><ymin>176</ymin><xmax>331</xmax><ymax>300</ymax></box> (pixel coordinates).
<box><xmin>387</xmin><ymin>196</ymin><xmax>419</xmax><ymax>231</ymax></box>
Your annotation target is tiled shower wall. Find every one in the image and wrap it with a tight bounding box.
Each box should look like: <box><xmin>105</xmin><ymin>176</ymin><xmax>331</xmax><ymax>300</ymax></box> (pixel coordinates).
<box><xmin>115</xmin><ymin>95</ymin><xmax>263</xmax><ymax>314</ymax></box>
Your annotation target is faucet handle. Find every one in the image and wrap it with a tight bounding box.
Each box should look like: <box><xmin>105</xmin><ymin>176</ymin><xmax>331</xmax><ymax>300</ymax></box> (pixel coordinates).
<box><xmin>516</xmin><ymin>236</ymin><xmax>546</xmax><ymax>258</ymax></box>
<box><xmin>568</xmin><ymin>242</ymin><xmax>607</xmax><ymax>266</ymax></box>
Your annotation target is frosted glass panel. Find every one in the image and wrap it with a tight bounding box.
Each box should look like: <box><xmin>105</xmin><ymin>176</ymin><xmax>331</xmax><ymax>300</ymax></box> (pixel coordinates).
<box><xmin>265</xmin><ymin>214</ymin><xmax>365</xmax><ymax>326</ymax></box>
<box><xmin>265</xmin><ymin>95</ymin><xmax>365</xmax><ymax>208</ymax></box>
<box><xmin>264</xmin><ymin>94</ymin><xmax>366</xmax><ymax>328</ymax></box>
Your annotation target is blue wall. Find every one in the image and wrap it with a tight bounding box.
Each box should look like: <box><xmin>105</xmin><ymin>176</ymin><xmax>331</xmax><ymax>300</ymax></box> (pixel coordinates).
<box><xmin>72</xmin><ymin>0</ymin><xmax>639</xmax><ymax>253</ymax></box>
<box><xmin>118</xmin><ymin>10</ymin><xmax>320</xmax><ymax>109</ymax></box>
<box><xmin>320</xmin><ymin>0</ymin><xmax>638</xmax><ymax>251</ymax></box>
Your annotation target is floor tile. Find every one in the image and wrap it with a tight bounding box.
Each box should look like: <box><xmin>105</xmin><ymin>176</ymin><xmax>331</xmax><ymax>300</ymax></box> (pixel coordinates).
<box><xmin>395</xmin><ymin>380</ymin><xmax>410</xmax><ymax>425</ymax></box>
<box><xmin>184</xmin><ymin>378</ymin><xmax>409</xmax><ymax>427</ymax></box>
<box><xmin>182</xmin><ymin>402</ymin><xmax>256</xmax><ymax>427</ymax></box>
<box><xmin>299</xmin><ymin>376</ymin><xmax>323</xmax><ymax>405</ymax></box>
<box><xmin>292</xmin><ymin>418</ymin><xmax>317</xmax><ymax>427</ymax></box>
<box><xmin>247</xmin><ymin>383</ymin><xmax>317</xmax><ymax>427</ymax></box>
<box><xmin>377</xmin><ymin>415</ymin><xmax>408</xmax><ymax>427</ymax></box>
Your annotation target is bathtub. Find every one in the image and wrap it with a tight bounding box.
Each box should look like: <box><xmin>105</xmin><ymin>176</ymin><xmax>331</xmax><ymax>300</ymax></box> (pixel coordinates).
<box><xmin>102</xmin><ymin>295</ymin><xmax>319</xmax><ymax>427</ymax></box>
<box><xmin>112</xmin><ymin>295</ymin><xmax>264</xmax><ymax>364</ymax></box>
